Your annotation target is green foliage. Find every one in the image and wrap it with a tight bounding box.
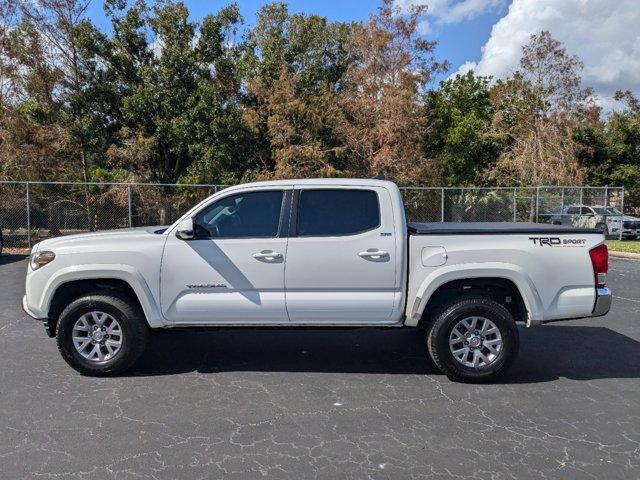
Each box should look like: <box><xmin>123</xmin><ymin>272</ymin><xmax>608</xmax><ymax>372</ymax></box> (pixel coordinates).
<box><xmin>424</xmin><ymin>71</ymin><xmax>499</xmax><ymax>186</ymax></box>
<box><xmin>0</xmin><ymin>0</ymin><xmax>636</xmax><ymax>211</ymax></box>
<box><xmin>576</xmin><ymin>92</ymin><xmax>640</xmax><ymax>209</ymax></box>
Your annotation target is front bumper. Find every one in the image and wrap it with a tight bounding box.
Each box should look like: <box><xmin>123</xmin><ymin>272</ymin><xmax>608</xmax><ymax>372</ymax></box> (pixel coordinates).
<box><xmin>23</xmin><ymin>295</ymin><xmax>55</xmax><ymax>337</ymax></box>
<box><xmin>591</xmin><ymin>287</ymin><xmax>612</xmax><ymax>317</ymax></box>
<box><xmin>22</xmin><ymin>295</ymin><xmax>38</xmax><ymax>319</ymax></box>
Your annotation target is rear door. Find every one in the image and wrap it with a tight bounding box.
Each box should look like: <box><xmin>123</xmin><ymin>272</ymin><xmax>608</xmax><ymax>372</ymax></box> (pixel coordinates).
<box><xmin>284</xmin><ymin>186</ymin><xmax>397</xmax><ymax>324</ymax></box>
<box><xmin>565</xmin><ymin>206</ymin><xmax>581</xmax><ymax>226</ymax></box>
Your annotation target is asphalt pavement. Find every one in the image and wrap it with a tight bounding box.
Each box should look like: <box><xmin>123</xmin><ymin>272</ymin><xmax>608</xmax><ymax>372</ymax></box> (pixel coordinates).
<box><xmin>0</xmin><ymin>255</ymin><xmax>638</xmax><ymax>479</ymax></box>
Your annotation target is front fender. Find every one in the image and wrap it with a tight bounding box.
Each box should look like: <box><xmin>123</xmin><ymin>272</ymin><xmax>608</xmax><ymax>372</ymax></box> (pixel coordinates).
<box><xmin>38</xmin><ymin>264</ymin><xmax>165</xmax><ymax>328</ymax></box>
<box><xmin>405</xmin><ymin>262</ymin><xmax>543</xmax><ymax>327</ymax></box>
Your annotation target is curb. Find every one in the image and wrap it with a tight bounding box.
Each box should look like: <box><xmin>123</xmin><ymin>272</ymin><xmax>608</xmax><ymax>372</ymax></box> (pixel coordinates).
<box><xmin>609</xmin><ymin>251</ymin><xmax>640</xmax><ymax>260</ymax></box>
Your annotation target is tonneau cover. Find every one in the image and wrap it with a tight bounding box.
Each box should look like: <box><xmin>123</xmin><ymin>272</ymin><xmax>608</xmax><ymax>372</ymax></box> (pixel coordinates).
<box><xmin>407</xmin><ymin>222</ymin><xmax>601</xmax><ymax>235</ymax></box>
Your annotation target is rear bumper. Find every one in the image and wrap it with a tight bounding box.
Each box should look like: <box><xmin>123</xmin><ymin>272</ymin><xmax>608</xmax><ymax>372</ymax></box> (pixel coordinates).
<box><xmin>591</xmin><ymin>287</ymin><xmax>612</xmax><ymax>317</ymax></box>
<box><xmin>531</xmin><ymin>287</ymin><xmax>612</xmax><ymax>326</ymax></box>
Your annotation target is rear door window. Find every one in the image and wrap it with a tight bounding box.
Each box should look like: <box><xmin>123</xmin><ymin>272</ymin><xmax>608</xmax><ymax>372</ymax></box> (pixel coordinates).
<box><xmin>296</xmin><ymin>189</ymin><xmax>380</xmax><ymax>236</ymax></box>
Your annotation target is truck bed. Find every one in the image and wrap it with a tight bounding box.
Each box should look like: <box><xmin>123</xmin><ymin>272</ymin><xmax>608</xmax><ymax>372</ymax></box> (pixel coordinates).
<box><xmin>407</xmin><ymin>222</ymin><xmax>601</xmax><ymax>235</ymax></box>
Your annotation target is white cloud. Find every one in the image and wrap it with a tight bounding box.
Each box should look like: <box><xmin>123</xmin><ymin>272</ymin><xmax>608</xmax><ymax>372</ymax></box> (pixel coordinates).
<box><xmin>395</xmin><ymin>0</ymin><xmax>505</xmax><ymax>33</ymax></box>
<box><xmin>451</xmin><ymin>0</ymin><xmax>640</xmax><ymax>112</ymax></box>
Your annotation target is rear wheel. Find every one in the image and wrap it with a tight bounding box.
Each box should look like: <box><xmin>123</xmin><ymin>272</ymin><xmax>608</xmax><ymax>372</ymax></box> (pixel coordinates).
<box><xmin>56</xmin><ymin>291</ymin><xmax>148</xmax><ymax>376</ymax></box>
<box><xmin>426</xmin><ymin>296</ymin><xmax>519</xmax><ymax>383</ymax></box>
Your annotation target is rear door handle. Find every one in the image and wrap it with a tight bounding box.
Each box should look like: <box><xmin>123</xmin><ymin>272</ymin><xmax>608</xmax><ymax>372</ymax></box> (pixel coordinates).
<box><xmin>358</xmin><ymin>249</ymin><xmax>389</xmax><ymax>259</ymax></box>
<box><xmin>253</xmin><ymin>251</ymin><xmax>283</xmax><ymax>260</ymax></box>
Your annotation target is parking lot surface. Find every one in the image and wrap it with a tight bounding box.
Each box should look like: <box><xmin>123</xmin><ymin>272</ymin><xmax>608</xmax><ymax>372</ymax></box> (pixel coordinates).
<box><xmin>1</xmin><ymin>255</ymin><xmax>639</xmax><ymax>479</ymax></box>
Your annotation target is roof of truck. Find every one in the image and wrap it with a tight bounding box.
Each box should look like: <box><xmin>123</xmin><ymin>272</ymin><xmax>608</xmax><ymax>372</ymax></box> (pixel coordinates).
<box><xmin>223</xmin><ymin>178</ymin><xmax>397</xmax><ymax>189</ymax></box>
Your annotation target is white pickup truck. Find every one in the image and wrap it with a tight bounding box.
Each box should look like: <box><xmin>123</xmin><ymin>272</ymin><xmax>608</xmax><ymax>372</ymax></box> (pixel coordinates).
<box><xmin>23</xmin><ymin>179</ymin><xmax>611</xmax><ymax>382</ymax></box>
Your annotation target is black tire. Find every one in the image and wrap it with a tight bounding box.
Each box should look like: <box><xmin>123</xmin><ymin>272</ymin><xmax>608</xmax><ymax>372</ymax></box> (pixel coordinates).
<box><xmin>426</xmin><ymin>296</ymin><xmax>519</xmax><ymax>383</ymax></box>
<box><xmin>595</xmin><ymin>223</ymin><xmax>608</xmax><ymax>236</ymax></box>
<box><xmin>56</xmin><ymin>290</ymin><xmax>148</xmax><ymax>376</ymax></box>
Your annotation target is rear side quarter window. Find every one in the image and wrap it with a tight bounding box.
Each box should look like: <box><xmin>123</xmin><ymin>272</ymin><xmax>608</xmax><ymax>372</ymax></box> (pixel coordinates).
<box><xmin>296</xmin><ymin>189</ymin><xmax>380</xmax><ymax>236</ymax></box>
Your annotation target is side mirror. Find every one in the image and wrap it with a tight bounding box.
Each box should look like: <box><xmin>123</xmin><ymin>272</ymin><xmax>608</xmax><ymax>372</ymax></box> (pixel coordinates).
<box><xmin>175</xmin><ymin>218</ymin><xmax>195</xmax><ymax>240</ymax></box>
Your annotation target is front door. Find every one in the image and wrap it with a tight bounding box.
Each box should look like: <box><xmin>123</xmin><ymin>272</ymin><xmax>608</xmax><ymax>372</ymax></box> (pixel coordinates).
<box><xmin>160</xmin><ymin>188</ymin><xmax>290</xmax><ymax>324</ymax></box>
<box><xmin>284</xmin><ymin>187</ymin><xmax>398</xmax><ymax>324</ymax></box>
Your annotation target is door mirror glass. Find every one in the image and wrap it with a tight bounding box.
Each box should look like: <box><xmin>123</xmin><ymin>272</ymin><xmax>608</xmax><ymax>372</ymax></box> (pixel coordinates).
<box><xmin>176</xmin><ymin>218</ymin><xmax>195</xmax><ymax>240</ymax></box>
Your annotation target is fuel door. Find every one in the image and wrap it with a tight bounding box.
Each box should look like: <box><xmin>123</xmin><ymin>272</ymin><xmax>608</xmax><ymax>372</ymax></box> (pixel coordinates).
<box><xmin>421</xmin><ymin>246</ymin><xmax>448</xmax><ymax>267</ymax></box>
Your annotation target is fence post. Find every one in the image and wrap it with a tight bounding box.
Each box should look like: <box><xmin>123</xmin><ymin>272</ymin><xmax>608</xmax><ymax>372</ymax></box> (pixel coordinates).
<box><xmin>513</xmin><ymin>188</ymin><xmax>517</xmax><ymax>222</ymax></box>
<box><xmin>441</xmin><ymin>188</ymin><xmax>445</xmax><ymax>222</ymax></box>
<box><xmin>620</xmin><ymin>188</ymin><xmax>624</xmax><ymax>241</ymax></box>
<box><xmin>127</xmin><ymin>184</ymin><xmax>133</xmax><ymax>228</ymax></box>
<box><xmin>26</xmin><ymin>182</ymin><xmax>31</xmax><ymax>249</ymax></box>
<box><xmin>579</xmin><ymin>187</ymin><xmax>583</xmax><ymax>207</ymax></box>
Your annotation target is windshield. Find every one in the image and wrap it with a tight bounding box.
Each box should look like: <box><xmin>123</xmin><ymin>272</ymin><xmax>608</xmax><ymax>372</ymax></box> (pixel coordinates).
<box><xmin>592</xmin><ymin>207</ymin><xmax>622</xmax><ymax>215</ymax></box>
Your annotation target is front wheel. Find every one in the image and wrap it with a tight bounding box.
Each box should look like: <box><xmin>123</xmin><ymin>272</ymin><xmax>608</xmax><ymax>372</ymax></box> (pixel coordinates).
<box><xmin>56</xmin><ymin>291</ymin><xmax>148</xmax><ymax>376</ymax></box>
<box><xmin>426</xmin><ymin>296</ymin><xmax>519</xmax><ymax>383</ymax></box>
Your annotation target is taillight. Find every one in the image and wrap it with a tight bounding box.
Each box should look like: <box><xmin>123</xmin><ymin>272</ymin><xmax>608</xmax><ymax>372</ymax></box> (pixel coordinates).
<box><xmin>589</xmin><ymin>244</ymin><xmax>608</xmax><ymax>288</ymax></box>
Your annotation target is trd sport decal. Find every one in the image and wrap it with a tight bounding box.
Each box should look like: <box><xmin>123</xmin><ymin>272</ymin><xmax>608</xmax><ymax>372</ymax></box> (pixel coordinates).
<box><xmin>529</xmin><ymin>237</ymin><xmax>587</xmax><ymax>247</ymax></box>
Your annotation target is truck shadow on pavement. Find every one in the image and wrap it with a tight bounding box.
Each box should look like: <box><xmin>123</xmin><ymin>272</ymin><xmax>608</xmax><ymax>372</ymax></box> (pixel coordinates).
<box><xmin>128</xmin><ymin>325</ymin><xmax>640</xmax><ymax>383</ymax></box>
<box><xmin>0</xmin><ymin>254</ymin><xmax>28</xmax><ymax>266</ymax></box>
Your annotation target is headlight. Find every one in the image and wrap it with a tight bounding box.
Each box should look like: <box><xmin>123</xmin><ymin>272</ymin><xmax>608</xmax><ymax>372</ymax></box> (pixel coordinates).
<box><xmin>30</xmin><ymin>251</ymin><xmax>55</xmax><ymax>271</ymax></box>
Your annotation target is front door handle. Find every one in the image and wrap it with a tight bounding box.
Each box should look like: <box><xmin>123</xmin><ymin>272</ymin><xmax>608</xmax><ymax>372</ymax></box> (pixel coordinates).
<box><xmin>358</xmin><ymin>249</ymin><xmax>389</xmax><ymax>259</ymax></box>
<box><xmin>253</xmin><ymin>251</ymin><xmax>283</xmax><ymax>260</ymax></box>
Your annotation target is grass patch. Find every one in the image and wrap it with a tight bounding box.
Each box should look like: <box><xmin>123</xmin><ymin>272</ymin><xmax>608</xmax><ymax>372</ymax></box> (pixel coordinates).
<box><xmin>606</xmin><ymin>240</ymin><xmax>640</xmax><ymax>254</ymax></box>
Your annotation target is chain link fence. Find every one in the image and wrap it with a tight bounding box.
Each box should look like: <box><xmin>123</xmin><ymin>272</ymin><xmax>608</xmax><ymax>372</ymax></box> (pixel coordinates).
<box><xmin>0</xmin><ymin>181</ymin><xmax>628</xmax><ymax>248</ymax></box>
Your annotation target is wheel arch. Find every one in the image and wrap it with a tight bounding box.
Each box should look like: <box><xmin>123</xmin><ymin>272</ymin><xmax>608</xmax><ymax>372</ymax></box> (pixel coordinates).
<box><xmin>405</xmin><ymin>263</ymin><xmax>542</xmax><ymax>327</ymax></box>
<box><xmin>417</xmin><ymin>278</ymin><xmax>527</xmax><ymax>330</ymax></box>
<box><xmin>41</xmin><ymin>265</ymin><xmax>165</xmax><ymax>331</ymax></box>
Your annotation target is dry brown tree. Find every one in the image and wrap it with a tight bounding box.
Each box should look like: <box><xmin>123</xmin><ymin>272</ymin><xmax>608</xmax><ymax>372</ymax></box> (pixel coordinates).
<box><xmin>490</xmin><ymin>31</ymin><xmax>594</xmax><ymax>191</ymax></box>
<box><xmin>338</xmin><ymin>0</ymin><xmax>447</xmax><ymax>184</ymax></box>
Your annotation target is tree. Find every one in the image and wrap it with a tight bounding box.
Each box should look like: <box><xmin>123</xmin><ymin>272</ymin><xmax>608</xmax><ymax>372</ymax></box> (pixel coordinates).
<box><xmin>424</xmin><ymin>71</ymin><xmax>500</xmax><ymax>186</ymax></box>
<box><xmin>88</xmin><ymin>1</ymin><xmax>257</xmax><ymax>184</ymax></box>
<box><xmin>0</xmin><ymin>0</ymin><xmax>78</xmax><ymax>182</ymax></box>
<box><xmin>488</xmin><ymin>31</ymin><xmax>594</xmax><ymax>218</ymax></box>
<box><xmin>243</xmin><ymin>3</ymin><xmax>352</xmax><ymax>178</ymax></box>
<box><xmin>336</xmin><ymin>0</ymin><xmax>448</xmax><ymax>184</ymax></box>
<box><xmin>600</xmin><ymin>92</ymin><xmax>640</xmax><ymax>210</ymax></box>
<box><xmin>0</xmin><ymin>0</ymin><xmax>19</xmax><ymax>108</ymax></box>
<box><xmin>489</xmin><ymin>32</ymin><xmax>593</xmax><ymax>186</ymax></box>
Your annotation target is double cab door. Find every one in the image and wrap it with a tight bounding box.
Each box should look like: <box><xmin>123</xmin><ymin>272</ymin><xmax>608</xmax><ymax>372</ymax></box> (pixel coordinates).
<box><xmin>160</xmin><ymin>185</ymin><xmax>398</xmax><ymax>325</ymax></box>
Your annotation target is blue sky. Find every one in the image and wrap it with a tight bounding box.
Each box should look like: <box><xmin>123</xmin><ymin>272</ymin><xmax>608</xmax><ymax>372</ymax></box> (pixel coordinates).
<box><xmin>86</xmin><ymin>1</ymin><xmax>639</xmax><ymax>108</ymax></box>
<box><xmin>86</xmin><ymin>0</ymin><xmax>507</xmax><ymax>86</ymax></box>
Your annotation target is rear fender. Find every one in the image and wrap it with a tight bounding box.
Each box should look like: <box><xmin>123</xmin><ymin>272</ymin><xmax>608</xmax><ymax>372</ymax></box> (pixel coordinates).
<box><xmin>405</xmin><ymin>262</ymin><xmax>542</xmax><ymax>327</ymax></box>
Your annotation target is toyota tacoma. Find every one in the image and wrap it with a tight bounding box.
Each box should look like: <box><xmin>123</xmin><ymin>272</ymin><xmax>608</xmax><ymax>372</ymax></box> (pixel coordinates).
<box><xmin>23</xmin><ymin>179</ymin><xmax>611</xmax><ymax>382</ymax></box>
